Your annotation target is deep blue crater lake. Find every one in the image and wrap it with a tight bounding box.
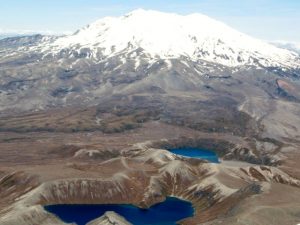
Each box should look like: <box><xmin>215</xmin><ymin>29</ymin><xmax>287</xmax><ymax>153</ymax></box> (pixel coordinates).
<box><xmin>168</xmin><ymin>147</ymin><xmax>219</xmax><ymax>163</ymax></box>
<box><xmin>44</xmin><ymin>197</ymin><xmax>194</xmax><ymax>225</ymax></box>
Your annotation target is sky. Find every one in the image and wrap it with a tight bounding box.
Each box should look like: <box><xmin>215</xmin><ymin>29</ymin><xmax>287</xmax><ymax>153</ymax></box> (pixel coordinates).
<box><xmin>0</xmin><ymin>0</ymin><xmax>300</xmax><ymax>43</ymax></box>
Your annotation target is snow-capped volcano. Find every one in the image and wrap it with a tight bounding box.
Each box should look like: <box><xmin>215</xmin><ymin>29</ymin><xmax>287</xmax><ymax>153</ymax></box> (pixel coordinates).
<box><xmin>1</xmin><ymin>9</ymin><xmax>300</xmax><ymax>114</ymax></box>
<box><xmin>37</xmin><ymin>9</ymin><xmax>300</xmax><ymax>68</ymax></box>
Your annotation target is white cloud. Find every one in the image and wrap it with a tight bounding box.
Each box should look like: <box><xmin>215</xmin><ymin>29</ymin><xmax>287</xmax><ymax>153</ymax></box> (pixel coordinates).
<box><xmin>270</xmin><ymin>40</ymin><xmax>300</xmax><ymax>54</ymax></box>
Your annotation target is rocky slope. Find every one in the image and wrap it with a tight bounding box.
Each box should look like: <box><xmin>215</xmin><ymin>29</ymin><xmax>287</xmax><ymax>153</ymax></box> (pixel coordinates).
<box><xmin>87</xmin><ymin>212</ymin><xmax>132</xmax><ymax>225</ymax></box>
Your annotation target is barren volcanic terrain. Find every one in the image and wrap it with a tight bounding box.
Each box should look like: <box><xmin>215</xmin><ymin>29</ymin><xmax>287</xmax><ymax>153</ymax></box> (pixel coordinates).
<box><xmin>0</xmin><ymin>9</ymin><xmax>300</xmax><ymax>225</ymax></box>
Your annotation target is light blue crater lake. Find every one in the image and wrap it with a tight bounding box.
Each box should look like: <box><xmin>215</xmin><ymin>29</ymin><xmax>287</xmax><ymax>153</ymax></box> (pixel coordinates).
<box><xmin>168</xmin><ymin>147</ymin><xmax>219</xmax><ymax>163</ymax></box>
